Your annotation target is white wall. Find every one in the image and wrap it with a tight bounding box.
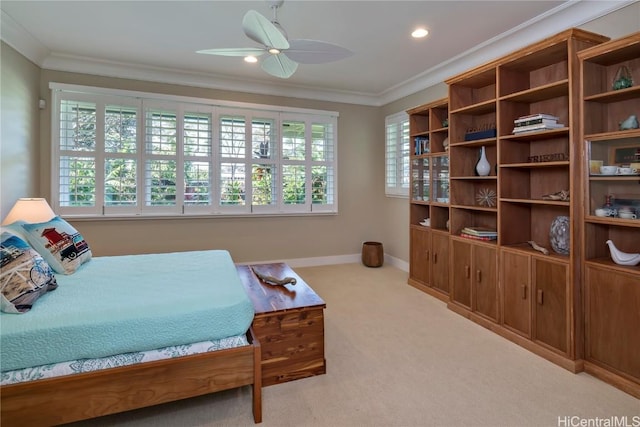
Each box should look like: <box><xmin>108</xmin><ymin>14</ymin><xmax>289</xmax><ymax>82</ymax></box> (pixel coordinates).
<box><xmin>0</xmin><ymin>43</ymin><xmax>41</xmax><ymax>217</ymax></box>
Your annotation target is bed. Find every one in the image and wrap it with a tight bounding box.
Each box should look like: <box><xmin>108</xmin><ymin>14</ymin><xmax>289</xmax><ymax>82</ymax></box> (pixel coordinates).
<box><xmin>0</xmin><ymin>224</ymin><xmax>262</xmax><ymax>426</ymax></box>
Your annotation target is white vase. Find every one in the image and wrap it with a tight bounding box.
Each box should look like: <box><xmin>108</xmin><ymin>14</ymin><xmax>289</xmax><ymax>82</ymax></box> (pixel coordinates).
<box><xmin>475</xmin><ymin>146</ymin><xmax>491</xmax><ymax>176</ymax></box>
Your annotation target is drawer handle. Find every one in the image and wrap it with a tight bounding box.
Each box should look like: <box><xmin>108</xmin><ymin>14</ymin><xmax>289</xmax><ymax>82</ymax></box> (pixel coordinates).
<box><xmin>465</xmin><ymin>265</ymin><xmax>470</xmax><ymax>278</ymax></box>
<box><xmin>433</xmin><ymin>252</ymin><xmax>438</xmax><ymax>264</ymax></box>
<box><xmin>476</xmin><ymin>269</ymin><xmax>482</xmax><ymax>283</ymax></box>
<box><xmin>537</xmin><ymin>289</ymin><xmax>544</xmax><ymax>305</ymax></box>
<box><xmin>521</xmin><ymin>285</ymin><xmax>527</xmax><ymax>300</ymax></box>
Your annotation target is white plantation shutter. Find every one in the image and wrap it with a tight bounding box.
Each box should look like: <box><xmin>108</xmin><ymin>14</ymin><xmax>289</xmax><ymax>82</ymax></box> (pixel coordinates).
<box><xmin>385</xmin><ymin>112</ymin><xmax>410</xmax><ymax>197</ymax></box>
<box><xmin>183</xmin><ymin>108</ymin><xmax>213</xmax><ymax>214</ymax></box>
<box><xmin>104</xmin><ymin>104</ymin><xmax>139</xmax><ymax>214</ymax></box>
<box><xmin>51</xmin><ymin>83</ymin><xmax>338</xmax><ymax>218</ymax></box>
<box><xmin>143</xmin><ymin>103</ymin><xmax>180</xmax><ymax>214</ymax></box>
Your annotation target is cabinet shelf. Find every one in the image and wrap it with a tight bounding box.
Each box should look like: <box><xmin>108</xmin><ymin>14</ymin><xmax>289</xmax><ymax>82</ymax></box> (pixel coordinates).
<box><xmin>500</xmin><ymin>80</ymin><xmax>569</xmax><ymax>103</ymax></box>
<box><xmin>584</xmin><ymin>129</ymin><xmax>640</xmax><ymax>141</ymax></box>
<box><xmin>584</xmin><ymin>86</ymin><xmax>640</xmax><ymax>103</ymax></box>
<box><xmin>501</xmin><ymin>242</ymin><xmax>570</xmax><ymax>261</ymax></box>
<box><xmin>501</xmin><ymin>161</ymin><xmax>569</xmax><ymax>169</ymax></box>
<box><xmin>450</xmin><ymin>100</ymin><xmax>496</xmax><ymax>116</ymax></box>
<box><xmin>586</xmin><ymin>216</ymin><xmax>640</xmax><ymax>227</ymax></box>
<box><xmin>450</xmin><ymin>138</ymin><xmax>497</xmax><ymax>147</ymax></box>
<box><xmin>501</xmin><ymin>198</ymin><xmax>570</xmax><ymax>207</ymax></box>
<box><xmin>585</xmin><ymin>257</ymin><xmax>640</xmax><ymax>273</ymax></box>
<box><xmin>589</xmin><ymin>175</ymin><xmax>640</xmax><ymax>181</ymax></box>
<box><xmin>500</xmin><ymin>128</ymin><xmax>569</xmax><ymax>140</ymax></box>
<box><xmin>449</xmin><ymin>138</ymin><xmax>496</xmax><ymax>148</ymax></box>
<box><xmin>450</xmin><ymin>204</ymin><xmax>497</xmax><ymax>213</ymax></box>
<box><xmin>450</xmin><ymin>176</ymin><xmax>497</xmax><ymax>181</ymax></box>
<box><xmin>451</xmin><ymin>235</ymin><xmax>498</xmax><ymax>246</ymax></box>
<box><xmin>410</xmin><ymin>130</ymin><xmax>430</xmax><ymax>137</ymax></box>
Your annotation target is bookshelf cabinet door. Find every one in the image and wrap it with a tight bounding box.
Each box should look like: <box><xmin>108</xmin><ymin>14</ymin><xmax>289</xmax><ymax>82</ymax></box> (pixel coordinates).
<box><xmin>451</xmin><ymin>239</ymin><xmax>472</xmax><ymax>309</ymax></box>
<box><xmin>431</xmin><ymin>232</ymin><xmax>450</xmax><ymax>294</ymax></box>
<box><xmin>410</xmin><ymin>227</ymin><xmax>431</xmax><ymax>286</ymax></box>
<box><xmin>532</xmin><ymin>258</ymin><xmax>568</xmax><ymax>354</ymax></box>
<box><xmin>501</xmin><ymin>250</ymin><xmax>531</xmax><ymax>337</ymax></box>
<box><xmin>586</xmin><ymin>265</ymin><xmax>640</xmax><ymax>380</ymax></box>
<box><xmin>472</xmin><ymin>244</ymin><xmax>498</xmax><ymax>322</ymax></box>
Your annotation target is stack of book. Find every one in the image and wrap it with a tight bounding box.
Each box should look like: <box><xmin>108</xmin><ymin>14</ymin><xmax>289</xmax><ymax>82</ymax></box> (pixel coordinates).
<box><xmin>460</xmin><ymin>226</ymin><xmax>497</xmax><ymax>241</ymax></box>
<box><xmin>512</xmin><ymin>114</ymin><xmax>564</xmax><ymax>134</ymax></box>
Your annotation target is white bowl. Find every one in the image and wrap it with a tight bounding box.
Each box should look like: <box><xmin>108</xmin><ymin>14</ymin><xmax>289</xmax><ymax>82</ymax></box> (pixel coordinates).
<box><xmin>600</xmin><ymin>165</ymin><xmax>617</xmax><ymax>175</ymax></box>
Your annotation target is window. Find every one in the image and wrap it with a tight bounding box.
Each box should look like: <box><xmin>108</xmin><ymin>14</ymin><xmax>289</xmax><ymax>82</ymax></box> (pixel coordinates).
<box><xmin>51</xmin><ymin>84</ymin><xmax>338</xmax><ymax>217</ymax></box>
<box><xmin>385</xmin><ymin>111</ymin><xmax>410</xmax><ymax>197</ymax></box>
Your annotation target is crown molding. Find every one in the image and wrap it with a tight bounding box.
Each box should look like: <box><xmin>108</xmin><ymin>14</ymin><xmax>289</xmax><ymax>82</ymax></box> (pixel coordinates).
<box><xmin>0</xmin><ymin>9</ymin><xmax>49</xmax><ymax>65</ymax></box>
<box><xmin>40</xmin><ymin>52</ymin><xmax>380</xmax><ymax>106</ymax></box>
<box><xmin>2</xmin><ymin>1</ymin><xmax>635</xmax><ymax>107</ymax></box>
<box><xmin>377</xmin><ymin>0</ymin><xmax>635</xmax><ymax>106</ymax></box>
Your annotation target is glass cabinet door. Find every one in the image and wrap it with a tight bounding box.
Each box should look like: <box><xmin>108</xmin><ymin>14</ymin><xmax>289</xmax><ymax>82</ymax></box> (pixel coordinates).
<box><xmin>587</xmin><ymin>137</ymin><xmax>640</xmax><ymax>218</ymax></box>
<box><xmin>432</xmin><ymin>155</ymin><xmax>450</xmax><ymax>203</ymax></box>
<box><xmin>411</xmin><ymin>157</ymin><xmax>430</xmax><ymax>202</ymax></box>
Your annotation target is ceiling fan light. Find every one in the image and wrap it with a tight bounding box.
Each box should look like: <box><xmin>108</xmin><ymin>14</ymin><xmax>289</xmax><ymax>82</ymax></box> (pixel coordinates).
<box><xmin>411</xmin><ymin>28</ymin><xmax>429</xmax><ymax>38</ymax></box>
<box><xmin>268</xmin><ymin>48</ymin><xmax>281</xmax><ymax>54</ymax></box>
<box><xmin>244</xmin><ymin>55</ymin><xmax>258</xmax><ymax>63</ymax></box>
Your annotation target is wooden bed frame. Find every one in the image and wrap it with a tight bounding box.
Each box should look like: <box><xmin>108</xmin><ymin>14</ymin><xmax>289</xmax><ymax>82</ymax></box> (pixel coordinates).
<box><xmin>0</xmin><ymin>329</ymin><xmax>262</xmax><ymax>426</ymax></box>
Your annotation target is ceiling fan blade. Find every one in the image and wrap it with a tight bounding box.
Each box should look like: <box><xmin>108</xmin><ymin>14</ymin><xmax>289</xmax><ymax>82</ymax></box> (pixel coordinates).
<box><xmin>243</xmin><ymin>10</ymin><xmax>289</xmax><ymax>50</ymax></box>
<box><xmin>196</xmin><ymin>48</ymin><xmax>266</xmax><ymax>57</ymax></box>
<box><xmin>261</xmin><ymin>54</ymin><xmax>298</xmax><ymax>79</ymax></box>
<box><xmin>285</xmin><ymin>39</ymin><xmax>354</xmax><ymax>64</ymax></box>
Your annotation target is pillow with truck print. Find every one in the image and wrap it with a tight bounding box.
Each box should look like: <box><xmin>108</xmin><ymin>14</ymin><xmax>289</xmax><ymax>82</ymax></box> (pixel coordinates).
<box><xmin>20</xmin><ymin>216</ymin><xmax>92</xmax><ymax>275</ymax></box>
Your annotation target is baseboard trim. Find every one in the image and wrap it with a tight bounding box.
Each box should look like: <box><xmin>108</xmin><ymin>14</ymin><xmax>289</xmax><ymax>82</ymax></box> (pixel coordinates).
<box><xmin>241</xmin><ymin>253</ymin><xmax>409</xmax><ymax>271</ymax></box>
<box><xmin>584</xmin><ymin>361</ymin><xmax>640</xmax><ymax>399</ymax></box>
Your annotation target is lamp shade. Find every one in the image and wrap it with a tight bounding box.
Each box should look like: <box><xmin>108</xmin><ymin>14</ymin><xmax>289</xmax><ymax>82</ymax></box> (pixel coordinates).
<box><xmin>2</xmin><ymin>198</ymin><xmax>56</xmax><ymax>225</ymax></box>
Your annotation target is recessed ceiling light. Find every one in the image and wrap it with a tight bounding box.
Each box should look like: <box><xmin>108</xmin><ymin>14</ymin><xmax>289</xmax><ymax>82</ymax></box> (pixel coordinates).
<box><xmin>412</xmin><ymin>28</ymin><xmax>429</xmax><ymax>38</ymax></box>
<box><xmin>244</xmin><ymin>56</ymin><xmax>258</xmax><ymax>63</ymax></box>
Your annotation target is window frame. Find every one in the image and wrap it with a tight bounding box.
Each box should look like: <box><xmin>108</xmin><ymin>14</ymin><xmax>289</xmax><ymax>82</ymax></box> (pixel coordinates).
<box><xmin>50</xmin><ymin>83</ymin><xmax>339</xmax><ymax>219</ymax></box>
<box><xmin>385</xmin><ymin>111</ymin><xmax>410</xmax><ymax>198</ymax></box>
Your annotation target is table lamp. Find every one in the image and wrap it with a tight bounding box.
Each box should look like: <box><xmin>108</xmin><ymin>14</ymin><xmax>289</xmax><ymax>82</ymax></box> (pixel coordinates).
<box><xmin>2</xmin><ymin>198</ymin><xmax>56</xmax><ymax>225</ymax></box>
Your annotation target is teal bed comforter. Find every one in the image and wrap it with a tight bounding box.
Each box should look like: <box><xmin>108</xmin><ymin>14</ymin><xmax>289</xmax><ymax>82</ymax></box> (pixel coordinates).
<box><xmin>1</xmin><ymin>250</ymin><xmax>254</xmax><ymax>372</ymax></box>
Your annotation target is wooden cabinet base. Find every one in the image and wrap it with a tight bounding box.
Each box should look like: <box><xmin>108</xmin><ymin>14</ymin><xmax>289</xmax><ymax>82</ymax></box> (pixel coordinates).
<box><xmin>447</xmin><ymin>302</ymin><xmax>583</xmax><ymax>374</ymax></box>
<box><xmin>584</xmin><ymin>361</ymin><xmax>640</xmax><ymax>400</ymax></box>
<box><xmin>408</xmin><ymin>278</ymin><xmax>449</xmax><ymax>303</ymax></box>
<box><xmin>237</xmin><ymin>263</ymin><xmax>327</xmax><ymax>387</ymax></box>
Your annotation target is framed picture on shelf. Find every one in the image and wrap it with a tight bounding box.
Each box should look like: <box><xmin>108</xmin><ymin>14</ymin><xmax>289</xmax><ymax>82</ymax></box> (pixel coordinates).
<box><xmin>610</xmin><ymin>144</ymin><xmax>640</xmax><ymax>165</ymax></box>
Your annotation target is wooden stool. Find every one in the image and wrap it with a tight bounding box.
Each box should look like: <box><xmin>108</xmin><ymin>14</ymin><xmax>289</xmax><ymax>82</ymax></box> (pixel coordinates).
<box><xmin>362</xmin><ymin>241</ymin><xmax>384</xmax><ymax>267</ymax></box>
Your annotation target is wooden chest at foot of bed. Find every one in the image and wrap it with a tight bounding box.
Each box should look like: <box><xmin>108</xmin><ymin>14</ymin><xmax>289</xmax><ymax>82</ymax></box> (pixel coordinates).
<box><xmin>236</xmin><ymin>263</ymin><xmax>327</xmax><ymax>387</ymax></box>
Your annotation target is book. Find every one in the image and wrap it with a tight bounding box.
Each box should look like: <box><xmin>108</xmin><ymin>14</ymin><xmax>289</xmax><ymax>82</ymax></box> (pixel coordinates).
<box><xmin>515</xmin><ymin>113</ymin><xmax>559</xmax><ymax>123</ymax></box>
<box><xmin>512</xmin><ymin>123</ymin><xmax>565</xmax><ymax>133</ymax></box>
<box><xmin>461</xmin><ymin>227</ymin><xmax>497</xmax><ymax>236</ymax></box>
<box><xmin>460</xmin><ymin>232</ymin><xmax>497</xmax><ymax>241</ymax></box>
<box><xmin>514</xmin><ymin>118</ymin><xmax>559</xmax><ymax>127</ymax></box>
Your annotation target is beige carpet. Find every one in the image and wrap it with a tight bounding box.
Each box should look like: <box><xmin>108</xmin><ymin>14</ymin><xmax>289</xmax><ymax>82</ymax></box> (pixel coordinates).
<box><xmin>73</xmin><ymin>263</ymin><xmax>639</xmax><ymax>427</ymax></box>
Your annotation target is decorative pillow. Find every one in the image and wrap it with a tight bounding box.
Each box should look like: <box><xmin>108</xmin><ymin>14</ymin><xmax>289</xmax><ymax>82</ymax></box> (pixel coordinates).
<box><xmin>20</xmin><ymin>216</ymin><xmax>92</xmax><ymax>275</ymax></box>
<box><xmin>1</xmin><ymin>231</ymin><xmax>58</xmax><ymax>313</ymax></box>
<box><xmin>2</xmin><ymin>222</ymin><xmax>29</xmax><ymax>242</ymax></box>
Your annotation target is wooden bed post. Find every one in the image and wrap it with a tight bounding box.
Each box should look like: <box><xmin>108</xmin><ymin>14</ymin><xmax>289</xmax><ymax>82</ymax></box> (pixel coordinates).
<box><xmin>250</xmin><ymin>327</ymin><xmax>263</xmax><ymax>423</ymax></box>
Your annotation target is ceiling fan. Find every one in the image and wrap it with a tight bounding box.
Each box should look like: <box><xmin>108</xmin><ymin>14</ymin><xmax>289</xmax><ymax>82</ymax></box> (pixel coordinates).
<box><xmin>196</xmin><ymin>0</ymin><xmax>354</xmax><ymax>79</ymax></box>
